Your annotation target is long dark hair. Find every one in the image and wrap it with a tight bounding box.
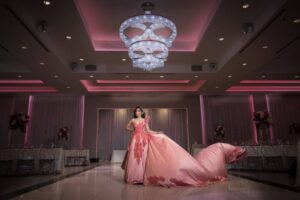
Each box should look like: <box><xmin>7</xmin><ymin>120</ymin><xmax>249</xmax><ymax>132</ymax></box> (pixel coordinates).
<box><xmin>133</xmin><ymin>106</ymin><xmax>145</xmax><ymax>118</ymax></box>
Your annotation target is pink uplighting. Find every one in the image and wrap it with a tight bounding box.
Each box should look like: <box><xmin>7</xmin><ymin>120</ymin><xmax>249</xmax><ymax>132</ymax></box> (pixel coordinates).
<box><xmin>96</xmin><ymin>80</ymin><xmax>190</xmax><ymax>84</ymax></box>
<box><xmin>80</xmin><ymin>95</ymin><xmax>85</xmax><ymax>149</ymax></box>
<box><xmin>24</xmin><ymin>95</ymin><xmax>34</xmax><ymax>145</ymax></box>
<box><xmin>227</xmin><ymin>86</ymin><xmax>300</xmax><ymax>92</ymax></box>
<box><xmin>249</xmin><ymin>95</ymin><xmax>258</xmax><ymax>144</ymax></box>
<box><xmin>0</xmin><ymin>80</ymin><xmax>44</xmax><ymax>84</ymax></box>
<box><xmin>74</xmin><ymin>0</ymin><xmax>220</xmax><ymax>52</ymax></box>
<box><xmin>0</xmin><ymin>87</ymin><xmax>57</xmax><ymax>93</ymax></box>
<box><xmin>199</xmin><ymin>95</ymin><xmax>207</xmax><ymax>145</ymax></box>
<box><xmin>81</xmin><ymin>80</ymin><xmax>205</xmax><ymax>92</ymax></box>
<box><xmin>240</xmin><ymin>80</ymin><xmax>300</xmax><ymax>84</ymax></box>
<box><xmin>265</xmin><ymin>95</ymin><xmax>274</xmax><ymax>143</ymax></box>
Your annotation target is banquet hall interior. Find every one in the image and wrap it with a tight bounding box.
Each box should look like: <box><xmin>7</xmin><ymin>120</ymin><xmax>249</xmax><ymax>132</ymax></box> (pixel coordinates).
<box><xmin>0</xmin><ymin>0</ymin><xmax>300</xmax><ymax>199</ymax></box>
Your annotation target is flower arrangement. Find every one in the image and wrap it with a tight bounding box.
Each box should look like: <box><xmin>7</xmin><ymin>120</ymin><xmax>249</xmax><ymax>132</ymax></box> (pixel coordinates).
<box><xmin>253</xmin><ymin>110</ymin><xmax>272</xmax><ymax>130</ymax></box>
<box><xmin>9</xmin><ymin>112</ymin><xmax>29</xmax><ymax>133</ymax></box>
<box><xmin>57</xmin><ymin>126</ymin><xmax>69</xmax><ymax>140</ymax></box>
<box><xmin>214</xmin><ymin>125</ymin><xmax>225</xmax><ymax>138</ymax></box>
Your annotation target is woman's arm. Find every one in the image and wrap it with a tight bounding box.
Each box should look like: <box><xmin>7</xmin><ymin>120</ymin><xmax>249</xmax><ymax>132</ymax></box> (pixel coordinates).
<box><xmin>126</xmin><ymin>119</ymin><xmax>134</xmax><ymax>132</ymax></box>
<box><xmin>145</xmin><ymin>123</ymin><xmax>163</xmax><ymax>134</ymax></box>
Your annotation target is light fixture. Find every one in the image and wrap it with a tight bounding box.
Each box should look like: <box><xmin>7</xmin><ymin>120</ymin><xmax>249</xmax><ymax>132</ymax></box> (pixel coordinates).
<box><xmin>54</xmin><ymin>75</ymin><xmax>59</xmax><ymax>78</ymax></box>
<box><xmin>39</xmin><ymin>62</ymin><xmax>45</xmax><ymax>65</ymax></box>
<box><xmin>227</xmin><ymin>75</ymin><xmax>232</xmax><ymax>78</ymax></box>
<box><xmin>293</xmin><ymin>19</ymin><xmax>300</xmax><ymax>24</ymax></box>
<box><xmin>66</xmin><ymin>35</ymin><xmax>72</xmax><ymax>40</ymax></box>
<box><xmin>89</xmin><ymin>75</ymin><xmax>94</xmax><ymax>78</ymax></box>
<box><xmin>122</xmin><ymin>58</ymin><xmax>127</xmax><ymax>62</ymax></box>
<box><xmin>125</xmin><ymin>75</ymin><xmax>129</xmax><ymax>78</ymax></box>
<box><xmin>204</xmin><ymin>58</ymin><xmax>209</xmax><ymax>62</ymax></box>
<box><xmin>160</xmin><ymin>75</ymin><xmax>164</xmax><ymax>78</ymax></box>
<box><xmin>66</xmin><ymin>86</ymin><xmax>71</xmax><ymax>89</ymax></box>
<box><xmin>262</xmin><ymin>45</ymin><xmax>269</xmax><ymax>49</ymax></box>
<box><xmin>261</xmin><ymin>75</ymin><xmax>266</xmax><ymax>78</ymax></box>
<box><xmin>242</xmin><ymin>4</ymin><xmax>249</xmax><ymax>9</ymax></box>
<box><xmin>79</xmin><ymin>58</ymin><xmax>84</xmax><ymax>61</ymax></box>
<box><xmin>194</xmin><ymin>75</ymin><xmax>199</xmax><ymax>78</ymax></box>
<box><xmin>119</xmin><ymin>2</ymin><xmax>177</xmax><ymax>71</ymax></box>
<box><xmin>215</xmin><ymin>86</ymin><xmax>219</xmax><ymax>89</ymax></box>
<box><xmin>294</xmin><ymin>75</ymin><xmax>299</xmax><ymax>79</ymax></box>
<box><xmin>43</xmin><ymin>1</ymin><xmax>51</xmax><ymax>6</ymax></box>
<box><xmin>218</xmin><ymin>37</ymin><xmax>224</xmax><ymax>41</ymax></box>
<box><xmin>17</xmin><ymin>75</ymin><xmax>22</xmax><ymax>78</ymax></box>
<box><xmin>21</xmin><ymin>46</ymin><xmax>27</xmax><ymax>50</ymax></box>
<box><xmin>242</xmin><ymin>62</ymin><xmax>247</xmax><ymax>66</ymax></box>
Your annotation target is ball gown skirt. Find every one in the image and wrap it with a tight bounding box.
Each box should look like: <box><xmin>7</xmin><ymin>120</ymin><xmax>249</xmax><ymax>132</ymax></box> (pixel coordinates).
<box><xmin>121</xmin><ymin>120</ymin><xmax>247</xmax><ymax>187</ymax></box>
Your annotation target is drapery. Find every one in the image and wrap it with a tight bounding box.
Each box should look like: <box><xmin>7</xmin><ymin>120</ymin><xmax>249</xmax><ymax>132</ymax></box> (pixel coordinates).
<box><xmin>267</xmin><ymin>94</ymin><xmax>300</xmax><ymax>143</ymax></box>
<box><xmin>27</xmin><ymin>95</ymin><xmax>84</xmax><ymax>148</ymax></box>
<box><xmin>0</xmin><ymin>95</ymin><xmax>13</xmax><ymax>147</ymax></box>
<box><xmin>97</xmin><ymin>108</ymin><xmax>187</xmax><ymax>161</ymax></box>
<box><xmin>201</xmin><ymin>95</ymin><xmax>254</xmax><ymax>145</ymax></box>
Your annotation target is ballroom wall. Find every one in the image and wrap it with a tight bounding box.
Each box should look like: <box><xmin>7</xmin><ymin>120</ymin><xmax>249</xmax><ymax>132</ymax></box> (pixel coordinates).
<box><xmin>1</xmin><ymin>93</ymin><xmax>300</xmax><ymax>160</ymax></box>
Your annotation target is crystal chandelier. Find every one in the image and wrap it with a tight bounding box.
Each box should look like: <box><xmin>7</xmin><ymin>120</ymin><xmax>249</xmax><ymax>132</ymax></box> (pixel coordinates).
<box><xmin>119</xmin><ymin>2</ymin><xmax>177</xmax><ymax>71</ymax></box>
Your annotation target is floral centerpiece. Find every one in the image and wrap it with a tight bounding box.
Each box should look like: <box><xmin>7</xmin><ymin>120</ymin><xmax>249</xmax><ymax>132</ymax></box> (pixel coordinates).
<box><xmin>214</xmin><ymin>125</ymin><xmax>225</xmax><ymax>138</ymax></box>
<box><xmin>253</xmin><ymin>110</ymin><xmax>272</xmax><ymax>141</ymax></box>
<box><xmin>9</xmin><ymin>112</ymin><xmax>29</xmax><ymax>133</ymax></box>
<box><xmin>57</xmin><ymin>126</ymin><xmax>69</xmax><ymax>140</ymax></box>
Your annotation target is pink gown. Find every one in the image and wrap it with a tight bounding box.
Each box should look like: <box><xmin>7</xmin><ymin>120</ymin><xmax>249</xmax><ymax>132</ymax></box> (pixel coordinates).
<box><xmin>122</xmin><ymin>119</ymin><xmax>246</xmax><ymax>187</ymax></box>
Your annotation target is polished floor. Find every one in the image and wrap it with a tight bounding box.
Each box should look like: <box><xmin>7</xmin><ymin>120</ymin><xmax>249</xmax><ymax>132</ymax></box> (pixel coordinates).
<box><xmin>7</xmin><ymin>164</ymin><xmax>300</xmax><ymax>200</ymax></box>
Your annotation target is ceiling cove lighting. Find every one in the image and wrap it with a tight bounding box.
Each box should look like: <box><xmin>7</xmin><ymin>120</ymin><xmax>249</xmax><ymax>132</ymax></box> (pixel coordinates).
<box><xmin>240</xmin><ymin>80</ymin><xmax>300</xmax><ymax>84</ymax></box>
<box><xmin>119</xmin><ymin>2</ymin><xmax>177</xmax><ymax>71</ymax></box>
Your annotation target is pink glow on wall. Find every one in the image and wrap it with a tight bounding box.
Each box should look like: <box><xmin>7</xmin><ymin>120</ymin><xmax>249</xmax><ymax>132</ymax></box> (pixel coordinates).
<box><xmin>96</xmin><ymin>80</ymin><xmax>190</xmax><ymax>84</ymax></box>
<box><xmin>0</xmin><ymin>87</ymin><xmax>57</xmax><ymax>93</ymax></box>
<box><xmin>81</xmin><ymin>80</ymin><xmax>205</xmax><ymax>92</ymax></box>
<box><xmin>249</xmin><ymin>95</ymin><xmax>258</xmax><ymax>144</ymax></box>
<box><xmin>265</xmin><ymin>95</ymin><xmax>274</xmax><ymax>143</ymax></box>
<box><xmin>227</xmin><ymin>86</ymin><xmax>300</xmax><ymax>92</ymax></box>
<box><xmin>199</xmin><ymin>95</ymin><xmax>207</xmax><ymax>145</ymax></box>
<box><xmin>80</xmin><ymin>95</ymin><xmax>85</xmax><ymax>149</ymax></box>
<box><xmin>24</xmin><ymin>95</ymin><xmax>34</xmax><ymax>145</ymax></box>
<box><xmin>74</xmin><ymin>0</ymin><xmax>220</xmax><ymax>52</ymax></box>
<box><xmin>240</xmin><ymin>80</ymin><xmax>300</xmax><ymax>84</ymax></box>
<box><xmin>0</xmin><ymin>80</ymin><xmax>44</xmax><ymax>84</ymax></box>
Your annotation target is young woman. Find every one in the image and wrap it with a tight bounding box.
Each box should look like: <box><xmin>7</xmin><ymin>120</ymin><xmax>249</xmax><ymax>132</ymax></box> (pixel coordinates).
<box><xmin>122</xmin><ymin>106</ymin><xmax>246</xmax><ymax>187</ymax></box>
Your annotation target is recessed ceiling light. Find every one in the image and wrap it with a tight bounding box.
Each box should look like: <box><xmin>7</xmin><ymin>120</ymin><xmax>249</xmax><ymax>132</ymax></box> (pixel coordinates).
<box><xmin>262</xmin><ymin>45</ymin><xmax>269</xmax><ymax>49</ymax></box>
<box><xmin>54</xmin><ymin>75</ymin><xmax>59</xmax><ymax>78</ymax></box>
<box><xmin>218</xmin><ymin>37</ymin><xmax>224</xmax><ymax>41</ymax></box>
<box><xmin>204</xmin><ymin>58</ymin><xmax>209</xmax><ymax>62</ymax></box>
<box><xmin>242</xmin><ymin>62</ymin><xmax>247</xmax><ymax>66</ymax></box>
<box><xmin>17</xmin><ymin>75</ymin><xmax>22</xmax><ymax>78</ymax></box>
<box><xmin>39</xmin><ymin>62</ymin><xmax>45</xmax><ymax>65</ymax></box>
<box><xmin>43</xmin><ymin>1</ymin><xmax>51</xmax><ymax>6</ymax></box>
<box><xmin>21</xmin><ymin>46</ymin><xmax>27</xmax><ymax>50</ymax></box>
<box><xmin>261</xmin><ymin>75</ymin><xmax>266</xmax><ymax>78</ymax></box>
<box><xmin>125</xmin><ymin>75</ymin><xmax>129</xmax><ymax>78</ymax></box>
<box><xmin>66</xmin><ymin>35</ymin><xmax>72</xmax><ymax>40</ymax></box>
<box><xmin>122</xmin><ymin>58</ymin><xmax>127</xmax><ymax>62</ymax></box>
<box><xmin>227</xmin><ymin>75</ymin><xmax>232</xmax><ymax>78</ymax></box>
<box><xmin>215</xmin><ymin>86</ymin><xmax>219</xmax><ymax>89</ymax></box>
<box><xmin>89</xmin><ymin>75</ymin><xmax>94</xmax><ymax>78</ymax></box>
<box><xmin>242</xmin><ymin>4</ymin><xmax>250</xmax><ymax>9</ymax></box>
<box><xmin>194</xmin><ymin>75</ymin><xmax>199</xmax><ymax>78</ymax></box>
<box><xmin>79</xmin><ymin>58</ymin><xmax>84</xmax><ymax>61</ymax></box>
<box><xmin>294</xmin><ymin>75</ymin><xmax>299</xmax><ymax>79</ymax></box>
<box><xmin>293</xmin><ymin>19</ymin><xmax>300</xmax><ymax>24</ymax></box>
<box><xmin>160</xmin><ymin>75</ymin><xmax>164</xmax><ymax>78</ymax></box>
<box><xmin>66</xmin><ymin>86</ymin><xmax>71</xmax><ymax>89</ymax></box>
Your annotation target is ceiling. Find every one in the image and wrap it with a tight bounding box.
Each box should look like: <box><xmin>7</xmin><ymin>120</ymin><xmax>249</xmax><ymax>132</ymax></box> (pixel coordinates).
<box><xmin>0</xmin><ymin>0</ymin><xmax>299</xmax><ymax>94</ymax></box>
